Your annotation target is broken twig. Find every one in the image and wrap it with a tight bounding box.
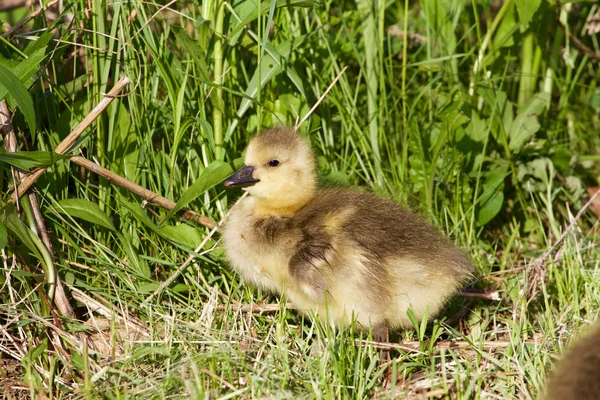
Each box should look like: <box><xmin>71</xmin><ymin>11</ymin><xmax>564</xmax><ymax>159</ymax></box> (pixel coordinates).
<box><xmin>10</xmin><ymin>76</ymin><xmax>132</xmax><ymax>201</ymax></box>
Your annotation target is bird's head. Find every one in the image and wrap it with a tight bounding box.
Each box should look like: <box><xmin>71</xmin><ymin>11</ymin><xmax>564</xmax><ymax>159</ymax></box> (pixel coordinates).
<box><xmin>225</xmin><ymin>128</ymin><xmax>317</xmax><ymax>216</ymax></box>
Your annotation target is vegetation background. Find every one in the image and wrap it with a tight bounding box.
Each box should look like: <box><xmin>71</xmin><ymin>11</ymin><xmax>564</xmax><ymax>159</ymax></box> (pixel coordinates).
<box><xmin>1</xmin><ymin>0</ymin><xmax>599</xmax><ymax>398</ymax></box>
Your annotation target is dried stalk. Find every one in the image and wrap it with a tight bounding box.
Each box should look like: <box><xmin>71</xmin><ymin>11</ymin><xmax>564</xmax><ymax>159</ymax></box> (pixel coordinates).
<box><xmin>2</xmin><ymin>0</ymin><xmax>60</xmax><ymax>38</ymax></box>
<box><xmin>70</xmin><ymin>156</ymin><xmax>216</xmax><ymax>229</ymax></box>
<box><xmin>528</xmin><ymin>188</ymin><xmax>600</xmax><ymax>297</ymax></box>
<box><xmin>567</xmin><ymin>29</ymin><xmax>600</xmax><ymax>63</ymax></box>
<box><xmin>295</xmin><ymin>66</ymin><xmax>347</xmax><ymax>130</ymax></box>
<box><xmin>458</xmin><ymin>288</ymin><xmax>500</xmax><ymax>301</ymax></box>
<box><xmin>0</xmin><ymin>100</ymin><xmax>74</xmax><ymax>317</ymax></box>
<box><xmin>6</xmin><ymin>74</ymin><xmax>216</xmax><ymax>228</ymax></box>
<box><xmin>69</xmin><ymin>285</ymin><xmax>149</xmax><ymax>336</ymax></box>
<box><xmin>0</xmin><ymin>0</ymin><xmax>30</xmax><ymax>13</ymax></box>
<box><xmin>10</xmin><ymin>76</ymin><xmax>132</xmax><ymax>201</ymax></box>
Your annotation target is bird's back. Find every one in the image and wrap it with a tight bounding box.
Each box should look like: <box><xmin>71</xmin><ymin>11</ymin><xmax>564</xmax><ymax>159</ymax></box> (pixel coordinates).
<box><xmin>295</xmin><ymin>187</ymin><xmax>470</xmax><ymax>277</ymax></box>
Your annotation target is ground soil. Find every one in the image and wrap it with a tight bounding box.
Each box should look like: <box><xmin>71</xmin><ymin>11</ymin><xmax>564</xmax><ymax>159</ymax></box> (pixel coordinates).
<box><xmin>0</xmin><ymin>358</ymin><xmax>28</xmax><ymax>400</ymax></box>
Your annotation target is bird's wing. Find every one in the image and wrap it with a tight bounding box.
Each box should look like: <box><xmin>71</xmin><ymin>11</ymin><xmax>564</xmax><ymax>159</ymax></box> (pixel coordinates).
<box><xmin>288</xmin><ymin>226</ymin><xmax>335</xmax><ymax>302</ymax></box>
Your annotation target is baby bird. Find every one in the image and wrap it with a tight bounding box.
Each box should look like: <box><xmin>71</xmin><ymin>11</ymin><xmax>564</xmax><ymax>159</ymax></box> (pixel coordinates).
<box><xmin>544</xmin><ymin>324</ymin><xmax>600</xmax><ymax>400</ymax></box>
<box><xmin>222</xmin><ymin>128</ymin><xmax>472</xmax><ymax>334</ymax></box>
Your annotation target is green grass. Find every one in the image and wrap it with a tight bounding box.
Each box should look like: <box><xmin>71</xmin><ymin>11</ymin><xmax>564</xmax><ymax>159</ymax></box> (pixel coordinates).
<box><xmin>1</xmin><ymin>0</ymin><xmax>600</xmax><ymax>398</ymax></box>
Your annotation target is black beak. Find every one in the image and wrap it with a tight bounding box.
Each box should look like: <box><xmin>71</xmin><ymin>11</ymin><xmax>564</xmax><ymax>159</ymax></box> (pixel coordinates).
<box><xmin>224</xmin><ymin>165</ymin><xmax>259</xmax><ymax>188</ymax></box>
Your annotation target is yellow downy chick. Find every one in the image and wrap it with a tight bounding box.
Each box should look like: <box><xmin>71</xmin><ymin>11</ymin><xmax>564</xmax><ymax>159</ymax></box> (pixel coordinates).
<box><xmin>221</xmin><ymin>128</ymin><xmax>472</xmax><ymax>332</ymax></box>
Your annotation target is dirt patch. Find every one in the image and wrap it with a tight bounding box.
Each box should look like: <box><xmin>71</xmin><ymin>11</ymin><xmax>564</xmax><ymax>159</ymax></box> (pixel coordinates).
<box><xmin>0</xmin><ymin>358</ymin><xmax>29</xmax><ymax>400</ymax></box>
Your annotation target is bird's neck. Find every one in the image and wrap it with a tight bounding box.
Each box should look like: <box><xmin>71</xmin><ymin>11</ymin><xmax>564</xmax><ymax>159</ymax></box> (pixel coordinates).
<box><xmin>253</xmin><ymin>188</ymin><xmax>316</xmax><ymax>218</ymax></box>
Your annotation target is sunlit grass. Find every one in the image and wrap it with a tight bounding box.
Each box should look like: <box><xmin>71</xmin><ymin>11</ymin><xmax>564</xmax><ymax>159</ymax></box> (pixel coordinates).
<box><xmin>1</xmin><ymin>0</ymin><xmax>599</xmax><ymax>398</ymax></box>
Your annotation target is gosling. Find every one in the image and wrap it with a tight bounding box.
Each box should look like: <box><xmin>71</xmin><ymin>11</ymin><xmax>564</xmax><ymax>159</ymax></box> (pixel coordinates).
<box><xmin>222</xmin><ymin>128</ymin><xmax>472</xmax><ymax>334</ymax></box>
<box><xmin>544</xmin><ymin>324</ymin><xmax>600</xmax><ymax>400</ymax></box>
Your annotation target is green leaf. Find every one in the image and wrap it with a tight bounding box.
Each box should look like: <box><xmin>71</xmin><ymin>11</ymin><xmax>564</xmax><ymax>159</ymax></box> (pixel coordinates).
<box><xmin>419</xmin><ymin>307</ymin><xmax>429</xmax><ymax>342</ymax></box>
<box><xmin>551</xmin><ymin>147</ymin><xmax>572</xmax><ymax>172</ymax></box>
<box><xmin>0</xmin><ymin>64</ymin><xmax>37</xmax><ymax>132</ymax></box>
<box><xmin>476</xmin><ymin>192</ymin><xmax>504</xmax><ymax>226</ymax></box>
<box><xmin>131</xmin><ymin>344</ymin><xmax>170</xmax><ymax>359</ymax></box>
<box><xmin>0</xmin><ymin>222</ymin><xmax>7</xmax><ymax>250</ymax></box>
<box><xmin>115</xmin><ymin>232</ymin><xmax>149</xmax><ymax>278</ymax></box>
<box><xmin>479</xmin><ymin>88</ymin><xmax>513</xmax><ymax>143</ymax></box>
<box><xmin>408</xmin><ymin>153</ymin><xmax>428</xmax><ymax>193</ymax></box>
<box><xmin>164</xmin><ymin>158</ymin><xmax>244</xmax><ymax>221</ymax></box>
<box><xmin>0</xmin><ymin>49</ymin><xmax>45</xmax><ymax>95</ymax></box>
<box><xmin>0</xmin><ymin>55</ymin><xmax>21</xmax><ymax>71</ymax></box>
<box><xmin>27</xmin><ymin>340</ymin><xmax>48</xmax><ymax>361</ymax></box>
<box><xmin>158</xmin><ymin>224</ymin><xmax>203</xmax><ymax>249</ymax></box>
<box><xmin>406</xmin><ymin>307</ymin><xmax>420</xmax><ymax>334</ymax></box>
<box><xmin>437</xmin><ymin>108</ymin><xmax>469</xmax><ymax>150</ymax></box>
<box><xmin>24</xmin><ymin>32</ymin><xmax>53</xmax><ymax>57</ymax></box>
<box><xmin>476</xmin><ymin>167</ymin><xmax>508</xmax><ymax>226</ymax></box>
<box><xmin>169</xmin><ymin>63</ymin><xmax>192</xmax><ymax>173</ymax></box>
<box><xmin>590</xmin><ymin>89</ymin><xmax>600</xmax><ymax>110</ymax></box>
<box><xmin>11</xmin><ymin>270</ymin><xmax>44</xmax><ymax>279</ymax></box>
<box><xmin>171</xmin><ymin>283</ymin><xmax>190</xmax><ymax>293</ymax></box>
<box><xmin>527</xmin><ymin>157</ymin><xmax>555</xmax><ymax>188</ymax></box>
<box><xmin>514</xmin><ymin>0</ymin><xmax>542</xmax><ymax>28</ymax></box>
<box><xmin>490</xmin><ymin>3</ymin><xmax>518</xmax><ymax>51</ymax></box>
<box><xmin>465</xmin><ymin>110</ymin><xmax>488</xmax><ymax>143</ymax></box>
<box><xmin>508</xmin><ymin>92</ymin><xmax>550</xmax><ymax>151</ymax></box>
<box><xmin>2</xmin><ymin>205</ymin><xmax>44</xmax><ymax>261</ymax></box>
<box><xmin>229</xmin><ymin>0</ymin><xmax>319</xmax><ymax>46</ymax></box>
<box><xmin>0</xmin><ymin>32</ymin><xmax>51</xmax><ymax>100</ymax></box>
<box><xmin>136</xmin><ymin>283</ymin><xmax>159</xmax><ymax>293</ymax></box>
<box><xmin>171</xmin><ymin>26</ymin><xmax>209</xmax><ymax>80</ymax></box>
<box><xmin>120</xmin><ymin>201</ymin><xmax>204</xmax><ymax>249</ymax></box>
<box><xmin>419</xmin><ymin>0</ymin><xmax>448</xmax><ymax>33</ymax></box>
<box><xmin>112</xmin><ymin>103</ymin><xmax>138</xmax><ymax>181</ymax></box>
<box><xmin>284</xmin><ymin>65</ymin><xmax>306</xmax><ymax>98</ymax></box>
<box><xmin>238</xmin><ymin>36</ymin><xmax>306</xmax><ymax>119</ymax></box>
<box><xmin>224</xmin><ymin>36</ymin><xmax>307</xmax><ymax>142</ymax></box>
<box><xmin>57</xmin><ymin>199</ymin><xmax>116</xmax><ymax>231</ymax></box>
<box><xmin>16</xmin><ymin>33</ymin><xmax>52</xmax><ymax>86</ymax></box>
<box><xmin>0</xmin><ymin>151</ymin><xmax>69</xmax><ymax>170</ymax></box>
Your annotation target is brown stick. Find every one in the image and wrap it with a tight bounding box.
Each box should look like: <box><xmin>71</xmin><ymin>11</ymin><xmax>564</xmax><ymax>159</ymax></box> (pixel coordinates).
<box><xmin>567</xmin><ymin>29</ymin><xmax>600</xmax><ymax>63</ymax></box>
<box><xmin>0</xmin><ymin>0</ymin><xmax>29</xmax><ymax>12</ymax></box>
<box><xmin>295</xmin><ymin>66</ymin><xmax>347</xmax><ymax>130</ymax></box>
<box><xmin>1</xmin><ymin>101</ymin><xmax>56</xmax><ymax>254</ymax></box>
<box><xmin>0</xmin><ymin>102</ymin><xmax>23</xmax><ymax>176</ymax></box>
<box><xmin>0</xmin><ymin>100</ymin><xmax>75</xmax><ymax>318</ymax></box>
<box><xmin>528</xmin><ymin>188</ymin><xmax>600</xmax><ymax>297</ymax></box>
<box><xmin>69</xmin><ymin>156</ymin><xmax>216</xmax><ymax>229</ymax></box>
<box><xmin>10</xmin><ymin>76</ymin><xmax>132</xmax><ymax>202</ymax></box>
<box><xmin>2</xmin><ymin>0</ymin><xmax>60</xmax><ymax>38</ymax></box>
<box><xmin>458</xmin><ymin>288</ymin><xmax>500</xmax><ymax>301</ymax></box>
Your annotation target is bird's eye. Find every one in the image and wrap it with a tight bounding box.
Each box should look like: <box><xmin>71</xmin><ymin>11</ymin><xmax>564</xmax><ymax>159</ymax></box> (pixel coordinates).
<box><xmin>267</xmin><ymin>160</ymin><xmax>280</xmax><ymax>167</ymax></box>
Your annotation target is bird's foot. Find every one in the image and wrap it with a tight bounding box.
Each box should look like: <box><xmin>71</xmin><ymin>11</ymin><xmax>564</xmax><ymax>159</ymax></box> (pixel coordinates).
<box><xmin>372</xmin><ymin>323</ymin><xmax>391</xmax><ymax>365</ymax></box>
<box><xmin>372</xmin><ymin>323</ymin><xmax>389</xmax><ymax>343</ymax></box>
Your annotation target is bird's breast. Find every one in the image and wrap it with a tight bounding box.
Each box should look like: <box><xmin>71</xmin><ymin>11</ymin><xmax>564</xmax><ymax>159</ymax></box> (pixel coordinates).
<box><xmin>222</xmin><ymin>199</ymin><xmax>299</xmax><ymax>293</ymax></box>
